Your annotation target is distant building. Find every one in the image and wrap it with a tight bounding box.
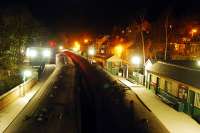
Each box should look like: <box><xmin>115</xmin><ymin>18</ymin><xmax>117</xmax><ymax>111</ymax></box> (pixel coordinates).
<box><xmin>170</xmin><ymin>41</ymin><xmax>200</xmax><ymax>60</ymax></box>
<box><xmin>105</xmin><ymin>55</ymin><xmax>123</xmax><ymax>76</ymax></box>
<box><xmin>189</xmin><ymin>42</ymin><xmax>200</xmax><ymax>57</ymax></box>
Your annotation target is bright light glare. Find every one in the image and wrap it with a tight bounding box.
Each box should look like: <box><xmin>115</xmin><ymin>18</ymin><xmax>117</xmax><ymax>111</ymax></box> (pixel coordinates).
<box><xmin>131</xmin><ymin>56</ymin><xmax>141</xmax><ymax>65</ymax></box>
<box><xmin>43</xmin><ymin>50</ymin><xmax>51</xmax><ymax>57</ymax></box>
<box><xmin>23</xmin><ymin>70</ymin><xmax>32</xmax><ymax>77</ymax></box>
<box><xmin>114</xmin><ymin>45</ymin><xmax>123</xmax><ymax>57</ymax></box>
<box><xmin>59</xmin><ymin>46</ymin><xmax>63</xmax><ymax>50</ymax></box>
<box><xmin>21</xmin><ymin>49</ymin><xmax>24</xmax><ymax>54</ymax></box>
<box><xmin>26</xmin><ymin>49</ymin><xmax>37</xmax><ymax>58</ymax></box>
<box><xmin>74</xmin><ymin>41</ymin><xmax>80</xmax><ymax>46</ymax></box>
<box><xmin>192</xmin><ymin>29</ymin><xmax>197</xmax><ymax>33</ymax></box>
<box><xmin>73</xmin><ymin>41</ymin><xmax>80</xmax><ymax>52</ymax></box>
<box><xmin>197</xmin><ymin>60</ymin><xmax>200</xmax><ymax>66</ymax></box>
<box><xmin>84</xmin><ymin>39</ymin><xmax>89</xmax><ymax>43</ymax></box>
<box><xmin>88</xmin><ymin>47</ymin><xmax>95</xmax><ymax>56</ymax></box>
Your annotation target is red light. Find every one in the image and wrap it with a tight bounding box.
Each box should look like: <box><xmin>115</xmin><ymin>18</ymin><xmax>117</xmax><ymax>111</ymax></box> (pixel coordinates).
<box><xmin>48</xmin><ymin>40</ymin><xmax>56</xmax><ymax>48</ymax></box>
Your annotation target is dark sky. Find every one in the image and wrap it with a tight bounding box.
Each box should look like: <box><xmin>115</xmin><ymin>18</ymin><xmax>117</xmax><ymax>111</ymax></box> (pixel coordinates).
<box><xmin>1</xmin><ymin>0</ymin><xmax>200</xmax><ymax>34</ymax></box>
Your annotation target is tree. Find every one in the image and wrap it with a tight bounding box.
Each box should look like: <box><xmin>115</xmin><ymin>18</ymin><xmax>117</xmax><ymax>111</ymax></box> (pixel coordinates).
<box><xmin>125</xmin><ymin>18</ymin><xmax>151</xmax><ymax>62</ymax></box>
<box><xmin>0</xmin><ymin>7</ymin><xmax>46</xmax><ymax>68</ymax></box>
<box><xmin>0</xmin><ymin>6</ymin><xmax>47</xmax><ymax>92</ymax></box>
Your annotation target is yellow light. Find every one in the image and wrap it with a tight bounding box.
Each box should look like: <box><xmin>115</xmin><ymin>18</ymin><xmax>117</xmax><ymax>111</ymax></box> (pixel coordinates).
<box><xmin>191</xmin><ymin>29</ymin><xmax>198</xmax><ymax>36</ymax></box>
<box><xmin>75</xmin><ymin>41</ymin><xmax>79</xmax><ymax>45</ymax></box>
<box><xmin>88</xmin><ymin>47</ymin><xmax>95</xmax><ymax>56</ymax></box>
<box><xmin>197</xmin><ymin>60</ymin><xmax>200</xmax><ymax>66</ymax></box>
<box><xmin>114</xmin><ymin>45</ymin><xmax>123</xmax><ymax>57</ymax></box>
<box><xmin>84</xmin><ymin>39</ymin><xmax>89</xmax><ymax>43</ymax></box>
<box><xmin>59</xmin><ymin>46</ymin><xmax>63</xmax><ymax>50</ymax></box>
<box><xmin>192</xmin><ymin>29</ymin><xmax>197</xmax><ymax>33</ymax></box>
<box><xmin>73</xmin><ymin>41</ymin><xmax>80</xmax><ymax>52</ymax></box>
<box><xmin>175</xmin><ymin>44</ymin><xmax>179</xmax><ymax>51</ymax></box>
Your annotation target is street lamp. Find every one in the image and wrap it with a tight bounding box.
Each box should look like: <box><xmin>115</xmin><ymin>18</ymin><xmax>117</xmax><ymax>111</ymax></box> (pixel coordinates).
<box><xmin>197</xmin><ymin>60</ymin><xmax>200</xmax><ymax>66</ymax></box>
<box><xmin>73</xmin><ymin>41</ymin><xmax>80</xmax><ymax>52</ymax></box>
<box><xmin>88</xmin><ymin>47</ymin><xmax>96</xmax><ymax>64</ymax></box>
<box><xmin>22</xmin><ymin>70</ymin><xmax>32</xmax><ymax>96</ymax></box>
<box><xmin>131</xmin><ymin>56</ymin><xmax>141</xmax><ymax>65</ymax></box>
<box><xmin>131</xmin><ymin>56</ymin><xmax>141</xmax><ymax>84</ymax></box>
<box><xmin>59</xmin><ymin>46</ymin><xmax>63</xmax><ymax>50</ymax></box>
<box><xmin>114</xmin><ymin>45</ymin><xmax>123</xmax><ymax>57</ymax></box>
<box><xmin>191</xmin><ymin>28</ymin><xmax>197</xmax><ymax>37</ymax></box>
<box><xmin>84</xmin><ymin>39</ymin><xmax>89</xmax><ymax>43</ymax></box>
<box><xmin>88</xmin><ymin>47</ymin><xmax>95</xmax><ymax>56</ymax></box>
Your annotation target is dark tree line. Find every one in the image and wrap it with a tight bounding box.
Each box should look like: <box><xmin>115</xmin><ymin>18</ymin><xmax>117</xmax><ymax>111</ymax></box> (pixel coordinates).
<box><xmin>0</xmin><ymin>6</ymin><xmax>48</xmax><ymax>93</ymax></box>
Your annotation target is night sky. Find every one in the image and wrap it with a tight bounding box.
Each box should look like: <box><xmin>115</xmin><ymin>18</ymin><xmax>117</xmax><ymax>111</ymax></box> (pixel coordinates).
<box><xmin>1</xmin><ymin>0</ymin><xmax>200</xmax><ymax>34</ymax></box>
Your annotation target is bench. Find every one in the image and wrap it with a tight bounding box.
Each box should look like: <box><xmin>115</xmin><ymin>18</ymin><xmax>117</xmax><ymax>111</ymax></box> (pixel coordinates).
<box><xmin>158</xmin><ymin>94</ymin><xmax>176</xmax><ymax>107</ymax></box>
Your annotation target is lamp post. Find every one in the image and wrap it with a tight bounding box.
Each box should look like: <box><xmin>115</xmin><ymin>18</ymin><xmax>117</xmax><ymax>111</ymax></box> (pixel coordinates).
<box><xmin>191</xmin><ymin>29</ymin><xmax>197</xmax><ymax>37</ymax></box>
<box><xmin>131</xmin><ymin>56</ymin><xmax>141</xmax><ymax>84</ymax></box>
<box><xmin>22</xmin><ymin>70</ymin><xmax>32</xmax><ymax>96</ymax></box>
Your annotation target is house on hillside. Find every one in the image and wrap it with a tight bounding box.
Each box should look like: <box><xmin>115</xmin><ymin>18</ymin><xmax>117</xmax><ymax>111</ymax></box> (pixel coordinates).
<box><xmin>146</xmin><ymin>61</ymin><xmax>200</xmax><ymax>120</ymax></box>
<box><xmin>170</xmin><ymin>41</ymin><xmax>200</xmax><ymax>60</ymax></box>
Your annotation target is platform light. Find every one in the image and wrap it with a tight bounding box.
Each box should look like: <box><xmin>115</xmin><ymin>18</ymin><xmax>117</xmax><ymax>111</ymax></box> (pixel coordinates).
<box><xmin>26</xmin><ymin>49</ymin><xmax>37</xmax><ymax>58</ymax></box>
<box><xmin>131</xmin><ymin>56</ymin><xmax>141</xmax><ymax>65</ymax></box>
<box><xmin>131</xmin><ymin>56</ymin><xmax>141</xmax><ymax>84</ymax></box>
<box><xmin>191</xmin><ymin>28</ymin><xmax>198</xmax><ymax>36</ymax></box>
<box><xmin>197</xmin><ymin>60</ymin><xmax>200</xmax><ymax>66</ymax></box>
<box><xmin>59</xmin><ymin>46</ymin><xmax>63</xmax><ymax>50</ymax></box>
<box><xmin>88</xmin><ymin>47</ymin><xmax>95</xmax><ymax>56</ymax></box>
<box><xmin>21</xmin><ymin>70</ymin><xmax>32</xmax><ymax>96</ymax></box>
<box><xmin>23</xmin><ymin>70</ymin><xmax>32</xmax><ymax>79</ymax></box>
<box><xmin>42</xmin><ymin>49</ymin><xmax>51</xmax><ymax>57</ymax></box>
<box><xmin>84</xmin><ymin>39</ymin><xmax>89</xmax><ymax>43</ymax></box>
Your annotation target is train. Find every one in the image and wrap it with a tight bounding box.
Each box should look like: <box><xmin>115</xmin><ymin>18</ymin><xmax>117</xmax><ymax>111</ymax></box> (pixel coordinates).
<box><xmin>26</xmin><ymin>47</ymin><xmax>55</xmax><ymax>77</ymax></box>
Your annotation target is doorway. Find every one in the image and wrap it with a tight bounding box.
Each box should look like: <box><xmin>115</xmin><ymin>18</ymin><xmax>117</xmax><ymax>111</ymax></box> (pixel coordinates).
<box><xmin>187</xmin><ymin>90</ymin><xmax>195</xmax><ymax>115</ymax></box>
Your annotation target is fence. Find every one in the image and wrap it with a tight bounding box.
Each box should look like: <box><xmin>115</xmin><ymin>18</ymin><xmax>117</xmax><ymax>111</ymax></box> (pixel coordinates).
<box><xmin>128</xmin><ymin>72</ymin><xmax>144</xmax><ymax>85</ymax></box>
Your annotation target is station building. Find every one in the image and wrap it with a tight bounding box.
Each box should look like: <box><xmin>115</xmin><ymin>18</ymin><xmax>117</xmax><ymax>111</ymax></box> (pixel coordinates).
<box><xmin>146</xmin><ymin>61</ymin><xmax>200</xmax><ymax>120</ymax></box>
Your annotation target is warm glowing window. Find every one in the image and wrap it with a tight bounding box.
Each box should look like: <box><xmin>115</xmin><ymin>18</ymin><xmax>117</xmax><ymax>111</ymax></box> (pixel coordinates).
<box><xmin>175</xmin><ymin>44</ymin><xmax>179</xmax><ymax>51</ymax></box>
<box><xmin>194</xmin><ymin>93</ymin><xmax>200</xmax><ymax>109</ymax></box>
